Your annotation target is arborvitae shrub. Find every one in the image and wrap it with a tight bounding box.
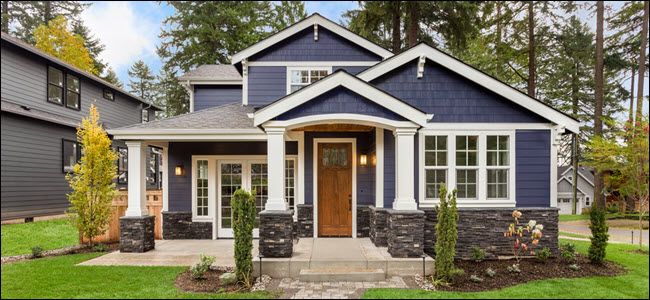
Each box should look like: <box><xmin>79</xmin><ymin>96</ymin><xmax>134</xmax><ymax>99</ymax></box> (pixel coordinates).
<box><xmin>435</xmin><ymin>184</ymin><xmax>459</xmax><ymax>282</ymax></box>
<box><xmin>232</xmin><ymin>189</ymin><xmax>256</xmax><ymax>283</ymax></box>
<box><xmin>588</xmin><ymin>206</ymin><xmax>609</xmax><ymax>264</ymax></box>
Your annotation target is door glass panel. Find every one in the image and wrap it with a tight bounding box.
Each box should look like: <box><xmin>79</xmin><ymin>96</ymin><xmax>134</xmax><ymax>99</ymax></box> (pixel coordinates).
<box><xmin>323</xmin><ymin>148</ymin><xmax>348</xmax><ymax>166</ymax></box>
<box><xmin>196</xmin><ymin>160</ymin><xmax>208</xmax><ymax>216</ymax></box>
<box><xmin>220</xmin><ymin>163</ymin><xmax>242</xmax><ymax>228</ymax></box>
<box><xmin>250</xmin><ymin>163</ymin><xmax>268</xmax><ymax>228</ymax></box>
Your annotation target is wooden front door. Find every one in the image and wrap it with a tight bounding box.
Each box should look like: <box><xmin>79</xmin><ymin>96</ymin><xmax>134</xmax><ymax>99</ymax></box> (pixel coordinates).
<box><xmin>318</xmin><ymin>143</ymin><xmax>353</xmax><ymax>237</ymax></box>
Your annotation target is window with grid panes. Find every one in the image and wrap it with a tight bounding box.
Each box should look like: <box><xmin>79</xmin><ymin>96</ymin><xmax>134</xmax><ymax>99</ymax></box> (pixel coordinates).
<box><xmin>487</xmin><ymin>135</ymin><xmax>510</xmax><ymax>199</ymax></box>
<box><xmin>424</xmin><ymin>136</ymin><xmax>447</xmax><ymax>199</ymax></box>
<box><xmin>455</xmin><ymin>135</ymin><xmax>478</xmax><ymax>199</ymax></box>
<box><xmin>196</xmin><ymin>160</ymin><xmax>209</xmax><ymax>217</ymax></box>
<box><xmin>289</xmin><ymin>69</ymin><xmax>329</xmax><ymax>93</ymax></box>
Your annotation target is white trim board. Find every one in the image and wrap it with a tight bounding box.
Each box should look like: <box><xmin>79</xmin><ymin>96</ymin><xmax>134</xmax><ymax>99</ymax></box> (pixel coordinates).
<box><xmin>263</xmin><ymin>114</ymin><xmax>420</xmax><ymax>131</ymax></box>
<box><xmin>254</xmin><ymin>71</ymin><xmax>428</xmax><ymax>127</ymax></box>
<box><xmin>231</xmin><ymin>14</ymin><xmax>393</xmax><ymax>64</ymax></box>
<box><xmin>356</xmin><ymin>43</ymin><xmax>580</xmax><ymax>133</ymax></box>
<box><xmin>312</xmin><ymin>138</ymin><xmax>357</xmax><ymax>238</ymax></box>
<box><xmin>248</xmin><ymin>61</ymin><xmax>379</xmax><ymax>67</ymax></box>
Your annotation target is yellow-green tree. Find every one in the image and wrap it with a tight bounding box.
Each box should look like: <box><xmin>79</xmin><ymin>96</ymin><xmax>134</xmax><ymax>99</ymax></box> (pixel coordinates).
<box><xmin>34</xmin><ymin>15</ymin><xmax>97</xmax><ymax>75</ymax></box>
<box><xmin>66</xmin><ymin>103</ymin><xmax>118</xmax><ymax>246</ymax></box>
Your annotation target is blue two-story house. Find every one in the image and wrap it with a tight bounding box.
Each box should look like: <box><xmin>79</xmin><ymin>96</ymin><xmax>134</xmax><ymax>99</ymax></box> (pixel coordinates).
<box><xmin>109</xmin><ymin>14</ymin><xmax>579</xmax><ymax>260</ymax></box>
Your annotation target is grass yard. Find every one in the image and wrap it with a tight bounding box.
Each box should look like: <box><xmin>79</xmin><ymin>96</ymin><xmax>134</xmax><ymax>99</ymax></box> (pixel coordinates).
<box><xmin>558</xmin><ymin>232</ymin><xmax>591</xmax><ymax>239</ymax></box>
<box><xmin>362</xmin><ymin>239</ymin><xmax>649</xmax><ymax>299</ymax></box>
<box><xmin>1</xmin><ymin>218</ymin><xmax>78</xmax><ymax>257</ymax></box>
<box><xmin>0</xmin><ymin>253</ymin><xmax>274</xmax><ymax>299</ymax></box>
<box><xmin>558</xmin><ymin>213</ymin><xmax>646</xmax><ymax>222</ymax></box>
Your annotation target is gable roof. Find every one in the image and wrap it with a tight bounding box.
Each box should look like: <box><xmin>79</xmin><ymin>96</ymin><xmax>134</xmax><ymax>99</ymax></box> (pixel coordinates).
<box><xmin>357</xmin><ymin>43</ymin><xmax>580</xmax><ymax>133</ymax></box>
<box><xmin>231</xmin><ymin>13</ymin><xmax>393</xmax><ymax>64</ymax></box>
<box><xmin>1</xmin><ymin>32</ymin><xmax>162</xmax><ymax>111</ymax></box>
<box><xmin>253</xmin><ymin>70</ymin><xmax>429</xmax><ymax>127</ymax></box>
<box><xmin>559</xmin><ymin>166</ymin><xmax>595</xmax><ymax>186</ymax></box>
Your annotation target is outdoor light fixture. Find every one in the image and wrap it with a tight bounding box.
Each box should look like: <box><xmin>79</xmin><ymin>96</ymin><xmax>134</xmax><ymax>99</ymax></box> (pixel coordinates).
<box><xmin>360</xmin><ymin>154</ymin><xmax>367</xmax><ymax>166</ymax></box>
<box><xmin>175</xmin><ymin>165</ymin><xmax>185</xmax><ymax>176</ymax></box>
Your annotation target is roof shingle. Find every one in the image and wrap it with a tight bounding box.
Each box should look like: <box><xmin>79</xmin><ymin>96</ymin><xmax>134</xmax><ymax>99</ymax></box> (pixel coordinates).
<box><xmin>178</xmin><ymin>65</ymin><xmax>242</xmax><ymax>81</ymax></box>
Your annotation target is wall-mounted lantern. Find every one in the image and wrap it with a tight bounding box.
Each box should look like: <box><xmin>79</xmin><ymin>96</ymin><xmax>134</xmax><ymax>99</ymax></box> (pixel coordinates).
<box><xmin>360</xmin><ymin>154</ymin><xmax>368</xmax><ymax>166</ymax></box>
<box><xmin>175</xmin><ymin>165</ymin><xmax>185</xmax><ymax>176</ymax></box>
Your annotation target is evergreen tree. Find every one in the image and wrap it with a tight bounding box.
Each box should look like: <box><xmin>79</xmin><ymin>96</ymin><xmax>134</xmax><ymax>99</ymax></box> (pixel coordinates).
<box><xmin>102</xmin><ymin>67</ymin><xmax>124</xmax><ymax>88</ymax></box>
<box><xmin>127</xmin><ymin>60</ymin><xmax>156</xmax><ymax>102</ymax></box>
<box><xmin>154</xmin><ymin>63</ymin><xmax>189</xmax><ymax>118</ymax></box>
<box><xmin>269</xmin><ymin>1</ymin><xmax>306</xmax><ymax>32</ymax></box>
<box><xmin>72</xmin><ymin>20</ymin><xmax>107</xmax><ymax>75</ymax></box>
<box><xmin>13</xmin><ymin>1</ymin><xmax>88</xmax><ymax>45</ymax></box>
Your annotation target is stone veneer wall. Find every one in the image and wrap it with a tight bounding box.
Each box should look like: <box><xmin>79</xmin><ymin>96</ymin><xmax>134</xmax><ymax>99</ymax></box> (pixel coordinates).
<box><xmin>357</xmin><ymin>205</ymin><xmax>371</xmax><ymax>238</ymax></box>
<box><xmin>119</xmin><ymin>215</ymin><xmax>155</xmax><ymax>253</ymax></box>
<box><xmin>161</xmin><ymin>211</ymin><xmax>212</xmax><ymax>239</ymax></box>
<box><xmin>421</xmin><ymin>207</ymin><xmax>559</xmax><ymax>259</ymax></box>
<box><xmin>387</xmin><ymin>210</ymin><xmax>425</xmax><ymax>258</ymax></box>
<box><xmin>370</xmin><ymin>206</ymin><xmax>389</xmax><ymax>246</ymax></box>
<box><xmin>296</xmin><ymin>204</ymin><xmax>314</xmax><ymax>238</ymax></box>
<box><xmin>259</xmin><ymin>210</ymin><xmax>294</xmax><ymax>257</ymax></box>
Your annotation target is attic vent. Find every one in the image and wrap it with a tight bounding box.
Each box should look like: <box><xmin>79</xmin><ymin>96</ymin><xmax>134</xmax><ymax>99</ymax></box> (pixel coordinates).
<box><xmin>314</xmin><ymin>23</ymin><xmax>318</xmax><ymax>41</ymax></box>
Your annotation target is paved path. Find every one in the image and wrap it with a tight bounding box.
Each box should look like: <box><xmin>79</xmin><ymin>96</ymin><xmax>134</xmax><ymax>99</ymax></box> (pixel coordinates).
<box><xmin>268</xmin><ymin>277</ymin><xmax>413</xmax><ymax>299</ymax></box>
<box><xmin>559</xmin><ymin>221</ymin><xmax>649</xmax><ymax>246</ymax></box>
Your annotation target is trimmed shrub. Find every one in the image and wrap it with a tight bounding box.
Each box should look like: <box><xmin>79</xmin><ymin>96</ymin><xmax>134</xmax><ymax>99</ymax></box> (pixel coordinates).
<box><xmin>561</xmin><ymin>243</ymin><xmax>576</xmax><ymax>262</ymax></box>
<box><xmin>190</xmin><ymin>253</ymin><xmax>215</xmax><ymax>279</ymax></box>
<box><xmin>588</xmin><ymin>206</ymin><xmax>609</xmax><ymax>264</ymax></box>
<box><xmin>470</xmin><ymin>275</ymin><xmax>483</xmax><ymax>283</ymax></box>
<box><xmin>93</xmin><ymin>242</ymin><xmax>108</xmax><ymax>252</ymax></box>
<box><xmin>232</xmin><ymin>188</ymin><xmax>256</xmax><ymax>284</ymax></box>
<box><xmin>434</xmin><ymin>184</ymin><xmax>459</xmax><ymax>283</ymax></box>
<box><xmin>507</xmin><ymin>264</ymin><xmax>521</xmax><ymax>273</ymax></box>
<box><xmin>485</xmin><ymin>268</ymin><xmax>496</xmax><ymax>278</ymax></box>
<box><xmin>449</xmin><ymin>268</ymin><xmax>465</xmax><ymax>284</ymax></box>
<box><xmin>535</xmin><ymin>247</ymin><xmax>551</xmax><ymax>262</ymax></box>
<box><xmin>471</xmin><ymin>247</ymin><xmax>486</xmax><ymax>262</ymax></box>
<box><xmin>31</xmin><ymin>246</ymin><xmax>44</xmax><ymax>258</ymax></box>
<box><xmin>569</xmin><ymin>264</ymin><xmax>581</xmax><ymax>271</ymax></box>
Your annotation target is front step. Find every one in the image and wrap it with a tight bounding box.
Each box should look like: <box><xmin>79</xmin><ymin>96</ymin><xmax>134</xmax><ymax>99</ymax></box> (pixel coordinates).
<box><xmin>299</xmin><ymin>268</ymin><xmax>385</xmax><ymax>282</ymax></box>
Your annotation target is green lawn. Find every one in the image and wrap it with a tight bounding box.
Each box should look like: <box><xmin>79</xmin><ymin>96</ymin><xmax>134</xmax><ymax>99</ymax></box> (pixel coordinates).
<box><xmin>0</xmin><ymin>253</ymin><xmax>274</xmax><ymax>299</ymax></box>
<box><xmin>558</xmin><ymin>232</ymin><xmax>590</xmax><ymax>239</ymax></box>
<box><xmin>1</xmin><ymin>218</ymin><xmax>79</xmax><ymax>257</ymax></box>
<box><xmin>362</xmin><ymin>239</ymin><xmax>649</xmax><ymax>299</ymax></box>
<box><xmin>558</xmin><ymin>213</ymin><xmax>646</xmax><ymax>222</ymax></box>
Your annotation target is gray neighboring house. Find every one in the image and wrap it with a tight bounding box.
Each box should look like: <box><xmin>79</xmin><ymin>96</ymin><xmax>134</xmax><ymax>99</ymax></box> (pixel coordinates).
<box><xmin>557</xmin><ymin>166</ymin><xmax>595</xmax><ymax>215</ymax></box>
<box><xmin>1</xmin><ymin>32</ymin><xmax>162</xmax><ymax>221</ymax></box>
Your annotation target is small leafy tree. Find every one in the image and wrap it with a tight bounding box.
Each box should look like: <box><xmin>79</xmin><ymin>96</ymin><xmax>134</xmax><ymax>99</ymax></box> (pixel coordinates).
<box><xmin>66</xmin><ymin>103</ymin><xmax>118</xmax><ymax>246</ymax></box>
<box><xmin>504</xmin><ymin>211</ymin><xmax>544</xmax><ymax>264</ymax></box>
<box><xmin>434</xmin><ymin>184</ymin><xmax>459</xmax><ymax>282</ymax></box>
<box><xmin>34</xmin><ymin>15</ymin><xmax>97</xmax><ymax>75</ymax></box>
<box><xmin>588</xmin><ymin>206</ymin><xmax>609</xmax><ymax>264</ymax></box>
<box><xmin>232</xmin><ymin>188</ymin><xmax>256</xmax><ymax>285</ymax></box>
<box><xmin>585</xmin><ymin>115</ymin><xmax>649</xmax><ymax>250</ymax></box>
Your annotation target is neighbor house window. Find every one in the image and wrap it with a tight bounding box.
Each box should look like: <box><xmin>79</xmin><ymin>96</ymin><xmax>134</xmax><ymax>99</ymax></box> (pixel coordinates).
<box><xmin>288</xmin><ymin>68</ymin><xmax>330</xmax><ymax>93</ymax></box>
<box><xmin>62</xmin><ymin>139</ymin><xmax>80</xmax><ymax>173</ymax></box>
<box><xmin>487</xmin><ymin>135</ymin><xmax>509</xmax><ymax>199</ymax></box>
<box><xmin>103</xmin><ymin>89</ymin><xmax>114</xmax><ymax>101</ymax></box>
<box><xmin>196</xmin><ymin>160</ymin><xmax>209</xmax><ymax>217</ymax></box>
<box><xmin>48</xmin><ymin>67</ymin><xmax>64</xmax><ymax>105</ymax></box>
<box><xmin>117</xmin><ymin>147</ymin><xmax>128</xmax><ymax>183</ymax></box>
<box><xmin>142</xmin><ymin>109</ymin><xmax>149</xmax><ymax>123</ymax></box>
<box><xmin>424</xmin><ymin>136</ymin><xmax>447</xmax><ymax>199</ymax></box>
<box><xmin>456</xmin><ymin>135</ymin><xmax>478</xmax><ymax>199</ymax></box>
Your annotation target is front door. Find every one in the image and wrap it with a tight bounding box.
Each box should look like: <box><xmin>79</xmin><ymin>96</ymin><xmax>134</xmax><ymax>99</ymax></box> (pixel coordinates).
<box><xmin>318</xmin><ymin>143</ymin><xmax>353</xmax><ymax>237</ymax></box>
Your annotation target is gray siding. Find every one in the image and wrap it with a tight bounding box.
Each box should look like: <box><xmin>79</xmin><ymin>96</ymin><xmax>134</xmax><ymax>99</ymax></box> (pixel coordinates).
<box><xmin>194</xmin><ymin>85</ymin><xmax>242</xmax><ymax>111</ymax></box>
<box><xmin>515</xmin><ymin>130</ymin><xmax>551</xmax><ymax>207</ymax></box>
<box><xmin>248</xmin><ymin>66</ymin><xmax>286</xmax><ymax>106</ymax></box>
<box><xmin>250</xmin><ymin>27</ymin><xmax>382</xmax><ymax>62</ymax></box>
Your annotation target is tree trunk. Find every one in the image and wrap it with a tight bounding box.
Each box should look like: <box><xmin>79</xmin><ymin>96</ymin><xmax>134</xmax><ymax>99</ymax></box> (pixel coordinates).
<box><xmin>527</xmin><ymin>1</ymin><xmax>535</xmax><ymax>97</ymax></box>
<box><xmin>44</xmin><ymin>1</ymin><xmax>51</xmax><ymax>24</ymax></box>
<box><xmin>1</xmin><ymin>1</ymin><xmax>9</xmax><ymax>33</ymax></box>
<box><xmin>636</xmin><ymin>1</ymin><xmax>648</xmax><ymax>126</ymax></box>
<box><xmin>391</xmin><ymin>2</ymin><xmax>401</xmax><ymax>53</ymax></box>
<box><xmin>407</xmin><ymin>1</ymin><xmax>418</xmax><ymax>47</ymax></box>
<box><xmin>630</xmin><ymin>68</ymin><xmax>635</xmax><ymax>122</ymax></box>
<box><xmin>496</xmin><ymin>2</ymin><xmax>502</xmax><ymax>76</ymax></box>
<box><xmin>594</xmin><ymin>1</ymin><xmax>605</xmax><ymax>209</ymax></box>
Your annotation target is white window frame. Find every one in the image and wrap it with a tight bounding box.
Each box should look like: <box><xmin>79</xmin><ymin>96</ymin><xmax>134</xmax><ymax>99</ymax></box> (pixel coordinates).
<box><xmin>423</xmin><ymin>135</ymin><xmax>448</xmax><ymax>200</ymax></box>
<box><xmin>286</xmin><ymin>66</ymin><xmax>332</xmax><ymax>95</ymax></box>
<box><xmin>419</xmin><ymin>130</ymin><xmax>516</xmax><ymax>207</ymax></box>
<box><xmin>486</xmin><ymin>135</ymin><xmax>511</xmax><ymax>200</ymax></box>
<box><xmin>454</xmin><ymin>135</ymin><xmax>480</xmax><ymax>200</ymax></box>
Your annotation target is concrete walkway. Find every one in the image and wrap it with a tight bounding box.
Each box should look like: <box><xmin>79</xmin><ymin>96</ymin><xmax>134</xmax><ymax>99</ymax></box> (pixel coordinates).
<box><xmin>559</xmin><ymin>221</ymin><xmax>649</xmax><ymax>246</ymax></box>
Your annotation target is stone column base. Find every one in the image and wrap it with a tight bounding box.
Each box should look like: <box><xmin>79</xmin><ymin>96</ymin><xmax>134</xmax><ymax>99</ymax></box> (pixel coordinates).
<box><xmin>357</xmin><ymin>205</ymin><xmax>372</xmax><ymax>238</ymax></box>
<box><xmin>388</xmin><ymin>210</ymin><xmax>424</xmax><ymax>258</ymax></box>
<box><xmin>259</xmin><ymin>210</ymin><xmax>294</xmax><ymax>257</ymax></box>
<box><xmin>370</xmin><ymin>206</ymin><xmax>389</xmax><ymax>246</ymax></box>
<box><xmin>296</xmin><ymin>204</ymin><xmax>314</xmax><ymax>238</ymax></box>
<box><xmin>120</xmin><ymin>215</ymin><xmax>155</xmax><ymax>253</ymax></box>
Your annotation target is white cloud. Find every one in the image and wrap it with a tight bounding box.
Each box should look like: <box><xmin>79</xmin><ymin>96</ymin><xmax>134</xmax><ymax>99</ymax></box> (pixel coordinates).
<box><xmin>80</xmin><ymin>1</ymin><xmax>159</xmax><ymax>74</ymax></box>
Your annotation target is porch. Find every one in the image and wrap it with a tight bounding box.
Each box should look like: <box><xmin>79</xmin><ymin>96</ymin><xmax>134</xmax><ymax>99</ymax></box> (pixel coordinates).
<box><xmin>79</xmin><ymin>238</ymin><xmax>434</xmax><ymax>280</ymax></box>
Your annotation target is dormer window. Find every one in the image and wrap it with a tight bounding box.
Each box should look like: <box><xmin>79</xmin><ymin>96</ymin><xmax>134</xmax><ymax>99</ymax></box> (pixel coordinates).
<box><xmin>287</xmin><ymin>67</ymin><xmax>331</xmax><ymax>94</ymax></box>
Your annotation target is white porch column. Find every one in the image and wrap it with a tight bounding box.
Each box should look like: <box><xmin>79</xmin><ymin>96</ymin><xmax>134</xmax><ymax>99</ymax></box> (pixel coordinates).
<box><xmin>265</xmin><ymin>128</ymin><xmax>288</xmax><ymax>210</ymax></box>
<box><xmin>393</xmin><ymin>128</ymin><xmax>418</xmax><ymax>210</ymax></box>
<box><xmin>125</xmin><ymin>141</ymin><xmax>149</xmax><ymax>216</ymax></box>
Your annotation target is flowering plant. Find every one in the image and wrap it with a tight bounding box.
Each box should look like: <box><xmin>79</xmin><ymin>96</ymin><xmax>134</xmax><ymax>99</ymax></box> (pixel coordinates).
<box><xmin>504</xmin><ymin>210</ymin><xmax>544</xmax><ymax>263</ymax></box>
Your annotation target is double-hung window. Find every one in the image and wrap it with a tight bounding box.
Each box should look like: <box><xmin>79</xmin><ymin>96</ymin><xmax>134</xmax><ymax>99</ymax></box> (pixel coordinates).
<box><xmin>48</xmin><ymin>66</ymin><xmax>80</xmax><ymax>110</ymax></box>
<box><xmin>486</xmin><ymin>135</ymin><xmax>510</xmax><ymax>199</ymax></box>
<box><xmin>48</xmin><ymin>67</ymin><xmax>64</xmax><ymax>105</ymax></box>
<box><xmin>287</xmin><ymin>67</ymin><xmax>330</xmax><ymax>94</ymax></box>
<box><xmin>62</xmin><ymin>139</ymin><xmax>81</xmax><ymax>173</ymax></box>
<box><xmin>66</xmin><ymin>74</ymin><xmax>80</xmax><ymax>109</ymax></box>
<box><xmin>455</xmin><ymin>135</ymin><xmax>479</xmax><ymax>199</ymax></box>
<box><xmin>424</xmin><ymin>136</ymin><xmax>447</xmax><ymax>199</ymax></box>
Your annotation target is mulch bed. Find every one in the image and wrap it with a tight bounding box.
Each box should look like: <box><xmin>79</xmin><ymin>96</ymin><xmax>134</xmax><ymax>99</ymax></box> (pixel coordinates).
<box><xmin>436</xmin><ymin>253</ymin><xmax>626</xmax><ymax>292</ymax></box>
<box><xmin>1</xmin><ymin>242</ymin><xmax>120</xmax><ymax>264</ymax></box>
<box><xmin>175</xmin><ymin>269</ymin><xmax>251</xmax><ymax>294</ymax></box>
<box><xmin>621</xmin><ymin>249</ymin><xmax>649</xmax><ymax>255</ymax></box>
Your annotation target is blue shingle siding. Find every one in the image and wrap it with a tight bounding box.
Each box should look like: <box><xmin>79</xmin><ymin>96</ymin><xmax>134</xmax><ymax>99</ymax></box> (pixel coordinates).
<box><xmin>304</xmin><ymin>132</ymin><xmax>375</xmax><ymax>206</ymax></box>
<box><xmin>249</xmin><ymin>27</ymin><xmax>382</xmax><ymax>62</ymax></box>
<box><xmin>383</xmin><ymin>129</ymin><xmax>395</xmax><ymax>208</ymax></box>
<box><xmin>371</xmin><ymin>59</ymin><xmax>550</xmax><ymax>123</ymax></box>
<box><xmin>515</xmin><ymin>130</ymin><xmax>551</xmax><ymax>207</ymax></box>
<box><xmin>275</xmin><ymin>87</ymin><xmax>406</xmax><ymax>121</ymax></box>
<box><xmin>248</xmin><ymin>66</ymin><xmax>286</xmax><ymax>106</ymax></box>
<box><xmin>167</xmin><ymin>141</ymin><xmax>298</xmax><ymax>212</ymax></box>
<box><xmin>333</xmin><ymin>66</ymin><xmax>370</xmax><ymax>75</ymax></box>
<box><xmin>194</xmin><ymin>85</ymin><xmax>242</xmax><ymax>111</ymax></box>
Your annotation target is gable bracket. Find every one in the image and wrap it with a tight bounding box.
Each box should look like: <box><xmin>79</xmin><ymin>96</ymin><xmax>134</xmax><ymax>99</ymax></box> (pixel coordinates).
<box><xmin>314</xmin><ymin>23</ymin><xmax>319</xmax><ymax>41</ymax></box>
<box><xmin>242</xmin><ymin>58</ymin><xmax>248</xmax><ymax>76</ymax></box>
<box><xmin>553</xmin><ymin>125</ymin><xmax>566</xmax><ymax>146</ymax></box>
<box><xmin>417</xmin><ymin>55</ymin><xmax>426</xmax><ymax>78</ymax></box>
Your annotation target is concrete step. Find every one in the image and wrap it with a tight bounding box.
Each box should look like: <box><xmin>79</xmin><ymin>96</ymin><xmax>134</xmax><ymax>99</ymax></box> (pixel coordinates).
<box><xmin>299</xmin><ymin>268</ymin><xmax>386</xmax><ymax>282</ymax></box>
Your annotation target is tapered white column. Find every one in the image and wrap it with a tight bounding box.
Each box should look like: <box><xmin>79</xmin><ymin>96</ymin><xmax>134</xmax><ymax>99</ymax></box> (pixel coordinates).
<box><xmin>265</xmin><ymin>128</ymin><xmax>288</xmax><ymax>210</ymax></box>
<box><xmin>125</xmin><ymin>141</ymin><xmax>149</xmax><ymax>216</ymax></box>
<box><xmin>393</xmin><ymin>128</ymin><xmax>418</xmax><ymax>210</ymax></box>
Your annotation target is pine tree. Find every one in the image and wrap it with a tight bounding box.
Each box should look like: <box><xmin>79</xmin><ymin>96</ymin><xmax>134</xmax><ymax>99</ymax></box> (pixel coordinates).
<box><xmin>102</xmin><ymin>67</ymin><xmax>124</xmax><ymax>88</ymax></box>
<box><xmin>154</xmin><ymin>64</ymin><xmax>189</xmax><ymax>118</ymax></box>
<box><xmin>269</xmin><ymin>1</ymin><xmax>306</xmax><ymax>32</ymax></box>
<box><xmin>72</xmin><ymin>20</ymin><xmax>107</xmax><ymax>75</ymax></box>
<box><xmin>13</xmin><ymin>1</ymin><xmax>88</xmax><ymax>45</ymax></box>
<box><xmin>127</xmin><ymin>60</ymin><xmax>156</xmax><ymax>102</ymax></box>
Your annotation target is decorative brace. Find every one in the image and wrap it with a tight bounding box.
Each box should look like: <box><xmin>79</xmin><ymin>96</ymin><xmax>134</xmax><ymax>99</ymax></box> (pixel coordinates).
<box><xmin>314</xmin><ymin>23</ymin><xmax>319</xmax><ymax>41</ymax></box>
<box><xmin>417</xmin><ymin>55</ymin><xmax>426</xmax><ymax>78</ymax></box>
<box><xmin>553</xmin><ymin>125</ymin><xmax>566</xmax><ymax>146</ymax></box>
<box><xmin>242</xmin><ymin>58</ymin><xmax>248</xmax><ymax>76</ymax></box>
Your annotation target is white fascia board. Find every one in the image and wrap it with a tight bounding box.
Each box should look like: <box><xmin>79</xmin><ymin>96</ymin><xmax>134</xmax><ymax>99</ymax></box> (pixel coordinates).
<box><xmin>422</xmin><ymin>123</ymin><xmax>554</xmax><ymax>130</ymax></box>
<box><xmin>357</xmin><ymin>44</ymin><xmax>580</xmax><ymax>133</ymax></box>
<box><xmin>186</xmin><ymin>79</ymin><xmax>242</xmax><ymax>85</ymax></box>
<box><xmin>231</xmin><ymin>14</ymin><xmax>393</xmax><ymax>64</ymax></box>
<box><xmin>263</xmin><ymin>114</ymin><xmax>419</xmax><ymax>131</ymax></box>
<box><xmin>108</xmin><ymin>129</ymin><xmax>266</xmax><ymax>141</ymax></box>
<box><xmin>253</xmin><ymin>72</ymin><xmax>427</xmax><ymax>126</ymax></box>
<box><xmin>247</xmin><ymin>61</ymin><xmax>379</xmax><ymax>67</ymax></box>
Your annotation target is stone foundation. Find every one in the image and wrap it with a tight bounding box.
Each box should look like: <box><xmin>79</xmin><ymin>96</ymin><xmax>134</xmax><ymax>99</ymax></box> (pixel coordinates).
<box><xmin>422</xmin><ymin>207</ymin><xmax>559</xmax><ymax>259</ymax></box>
<box><xmin>357</xmin><ymin>205</ymin><xmax>371</xmax><ymax>238</ymax></box>
<box><xmin>296</xmin><ymin>204</ymin><xmax>314</xmax><ymax>238</ymax></box>
<box><xmin>119</xmin><ymin>215</ymin><xmax>155</xmax><ymax>253</ymax></box>
<box><xmin>370</xmin><ymin>206</ymin><xmax>389</xmax><ymax>246</ymax></box>
<box><xmin>161</xmin><ymin>211</ymin><xmax>212</xmax><ymax>239</ymax></box>
<box><xmin>259</xmin><ymin>210</ymin><xmax>294</xmax><ymax>257</ymax></box>
<box><xmin>387</xmin><ymin>210</ymin><xmax>424</xmax><ymax>258</ymax></box>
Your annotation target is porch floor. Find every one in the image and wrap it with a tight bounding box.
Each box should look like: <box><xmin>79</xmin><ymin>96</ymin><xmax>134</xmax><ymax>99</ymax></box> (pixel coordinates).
<box><xmin>78</xmin><ymin>238</ymin><xmax>434</xmax><ymax>278</ymax></box>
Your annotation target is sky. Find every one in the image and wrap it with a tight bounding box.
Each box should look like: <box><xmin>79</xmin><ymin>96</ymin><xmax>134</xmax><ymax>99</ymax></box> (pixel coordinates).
<box><xmin>79</xmin><ymin>1</ymin><xmax>647</xmax><ymax>112</ymax></box>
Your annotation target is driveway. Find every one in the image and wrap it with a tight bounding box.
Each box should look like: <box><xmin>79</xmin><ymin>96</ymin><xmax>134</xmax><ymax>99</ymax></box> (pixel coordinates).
<box><xmin>559</xmin><ymin>221</ymin><xmax>649</xmax><ymax>246</ymax></box>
